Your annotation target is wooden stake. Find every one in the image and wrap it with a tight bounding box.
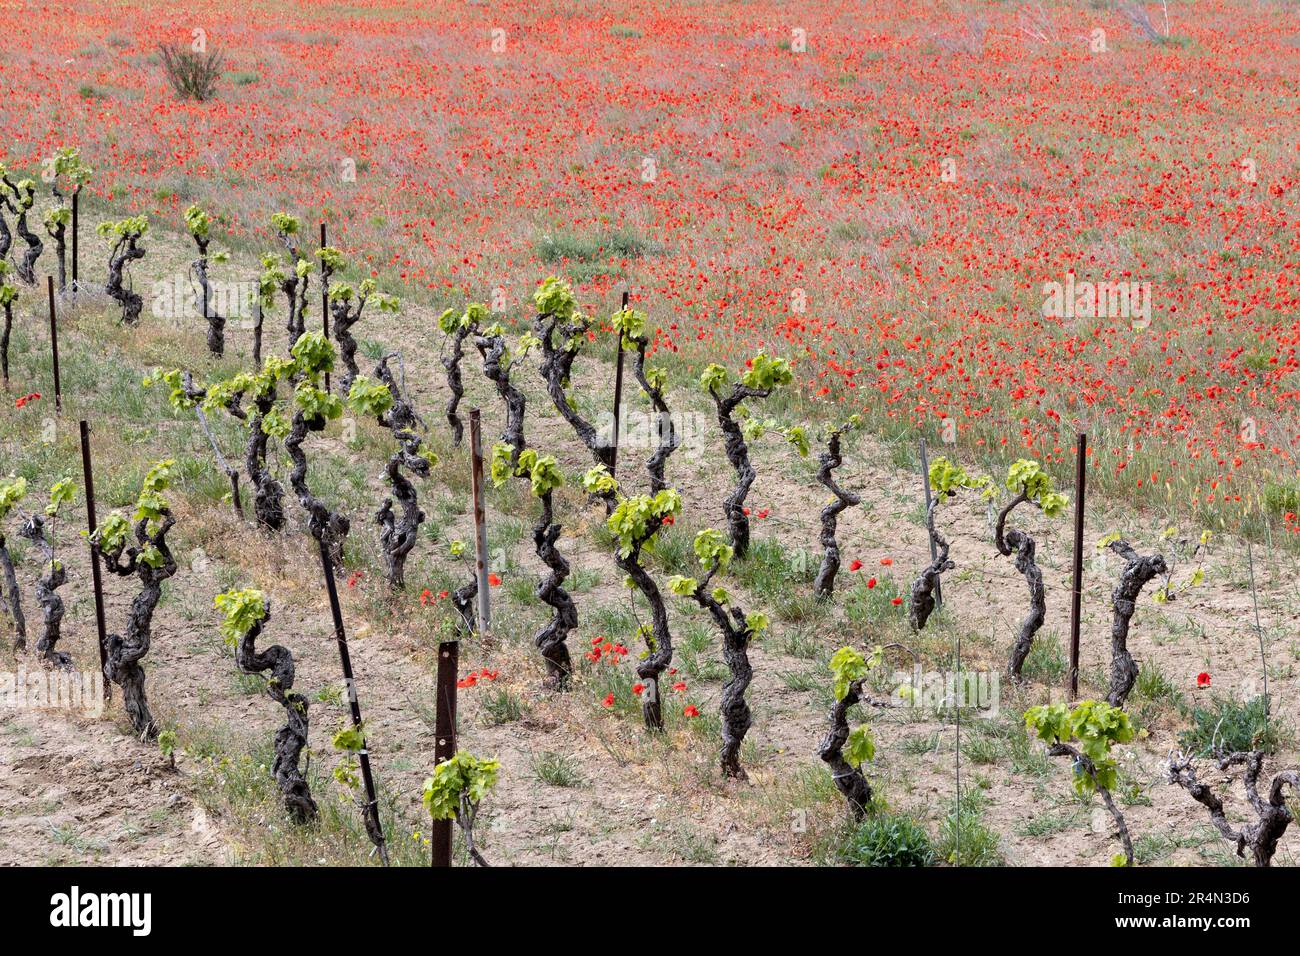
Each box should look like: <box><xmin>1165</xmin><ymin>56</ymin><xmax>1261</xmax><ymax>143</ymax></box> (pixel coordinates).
<box><xmin>47</xmin><ymin>276</ymin><xmax>61</xmax><ymax>414</ymax></box>
<box><xmin>78</xmin><ymin>420</ymin><xmax>110</xmax><ymax>700</ymax></box>
<box><xmin>430</xmin><ymin>639</ymin><xmax>459</xmax><ymax>867</ymax></box>
<box><xmin>1068</xmin><ymin>432</ymin><xmax>1087</xmax><ymax>700</ymax></box>
<box><xmin>317</xmin><ymin>538</ymin><xmax>389</xmax><ymax>865</ymax></box>
<box><xmin>918</xmin><ymin>437</ymin><xmax>940</xmax><ymax>609</ymax></box>
<box><xmin>71</xmin><ymin>191</ymin><xmax>78</xmax><ymax>297</ymax></box>
<box><xmin>610</xmin><ymin>289</ymin><xmax>627</xmax><ymax>478</ymax></box>
<box><xmin>469</xmin><ymin>408</ymin><xmax>492</xmax><ymax>638</ymax></box>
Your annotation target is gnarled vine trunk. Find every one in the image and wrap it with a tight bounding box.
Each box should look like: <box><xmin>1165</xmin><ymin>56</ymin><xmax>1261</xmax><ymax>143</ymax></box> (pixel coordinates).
<box><xmin>1</xmin><ymin>301</ymin><xmax>13</xmax><ymax>388</ymax></box>
<box><xmin>474</xmin><ymin>332</ymin><xmax>526</xmax><ymax>458</ymax></box>
<box><xmin>234</xmin><ymin>603</ymin><xmax>318</xmax><ymax>823</ymax></box>
<box><xmin>0</xmin><ymin>205</ymin><xmax>11</xmax><ymax>262</ymax></box>
<box><xmin>996</xmin><ymin>493</ymin><xmax>1046</xmax><ymax>679</ymax></box>
<box><xmin>533</xmin><ymin>489</ymin><xmax>576</xmax><ymax>688</ymax></box>
<box><xmin>688</xmin><ymin>567</ymin><xmax>754</xmax><ymax>778</ymax></box>
<box><xmin>330</xmin><ymin>295</ymin><xmax>365</xmax><ymax>397</ymax></box>
<box><xmin>627</xmin><ymin>332</ymin><xmax>680</xmax><ymax>494</ymax></box>
<box><xmin>910</xmin><ymin>498</ymin><xmax>954</xmax><ymax>631</ymax></box>
<box><xmin>371</xmin><ymin>354</ymin><xmax>428</xmax><ymax>589</ymax></box>
<box><xmin>476</xmin><ymin>330</ymin><xmax>580</xmax><ymax>685</ymax></box>
<box><xmin>246</xmin><ymin>397</ymin><xmax>286</xmax><ymax>532</ymax></box>
<box><xmin>587</xmin><ymin>481</ymin><xmax>674</xmax><ymax>730</ymax></box>
<box><xmin>440</xmin><ymin>321</ymin><xmax>475</xmax><ymax>444</ymax></box>
<box><xmin>97</xmin><ymin>514</ymin><xmax>178</xmax><ymax>741</ymax></box>
<box><xmin>709</xmin><ymin>383</ymin><xmax>771</xmax><ymax>559</ymax></box>
<box><xmin>619</xmin><ymin>544</ymin><xmax>672</xmax><ymax>730</ymax></box>
<box><xmin>285</xmin><ymin>410</ymin><xmax>350</xmax><ymax>568</ymax></box>
<box><xmin>46</xmin><ymin>219</ymin><xmax>67</xmax><ymax>293</ymax></box>
<box><xmin>536</xmin><ymin>313</ymin><xmax>615</xmax><ymax>473</ymax></box>
<box><xmin>13</xmin><ymin>205</ymin><xmax>42</xmax><ymax>285</ymax></box>
<box><xmin>813</xmin><ymin>428</ymin><xmax>860</xmax><ymax>597</ymax></box>
<box><xmin>106</xmin><ymin>233</ymin><xmax>146</xmax><ymax>324</ymax></box>
<box><xmin>818</xmin><ymin>677</ymin><xmax>873</xmax><ymax>819</ymax></box>
<box><xmin>1105</xmin><ymin>540</ymin><xmax>1167</xmax><ymax>706</ymax></box>
<box><xmin>376</xmin><ymin>434</ymin><xmax>427</xmax><ymax>590</ymax></box>
<box><xmin>451</xmin><ymin>576</ymin><xmax>477</xmax><ymax>636</ymax></box>
<box><xmin>0</xmin><ymin>534</ymin><xmax>27</xmax><ymax>651</ymax></box>
<box><xmin>191</xmin><ymin>233</ymin><xmax>225</xmax><ymax>356</ymax></box>
<box><xmin>276</xmin><ymin>234</ymin><xmax>309</xmax><ymax>346</ymax></box>
<box><xmin>19</xmin><ymin>516</ymin><xmax>69</xmax><ymax>667</ymax></box>
<box><xmin>1168</xmin><ymin>750</ymin><xmax>1298</xmax><ymax>867</ymax></box>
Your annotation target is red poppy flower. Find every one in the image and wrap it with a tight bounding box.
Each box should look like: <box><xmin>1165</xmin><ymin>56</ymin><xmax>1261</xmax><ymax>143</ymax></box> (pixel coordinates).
<box><xmin>880</xmin><ymin>558</ymin><xmax>893</xmax><ymax>567</ymax></box>
<box><xmin>488</xmin><ymin>573</ymin><xmax>502</xmax><ymax>586</ymax></box>
<box><xmin>602</xmin><ymin>692</ymin><xmax>615</xmax><ymax>708</ymax></box>
<box><xmin>866</xmin><ymin>577</ymin><xmax>877</xmax><ymax>589</ymax></box>
<box><xmin>1196</xmin><ymin>672</ymin><xmax>1211</xmax><ymax>689</ymax></box>
<box><xmin>672</xmin><ymin>681</ymin><xmax>687</xmax><ymax>692</ymax></box>
<box><xmin>891</xmin><ymin>597</ymin><xmax>903</xmax><ymax>606</ymax></box>
<box><xmin>849</xmin><ymin>559</ymin><xmax>863</xmax><ymax>571</ymax></box>
<box><xmin>683</xmin><ymin>705</ymin><xmax>700</xmax><ymax>718</ymax></box>
<box><xmin>632</xmin><ymin>682</ymin><xmax>645</xmax><ymax>696</ymax></box>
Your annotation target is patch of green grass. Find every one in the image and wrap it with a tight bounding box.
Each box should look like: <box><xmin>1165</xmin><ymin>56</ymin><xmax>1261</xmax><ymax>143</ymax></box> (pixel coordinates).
<box><xmin>479</xmin><ymin>688</ymin><xmax>526</xmax><ymax>726</ymax></box>
<box><xmin>534</xmin><ymin>226</ymin><xmax>657</xmax><ymax>275</ymax></box>
<box><xmin>1023</xmin><ymin>634</ymin><xmax>1066</xmax><ymax>683</ymax></box>
<box><xmin>962</xmin><ymin>735</ymin><xmax>1006</xmax><ymax>766</ymax></box>
<box><xmin>935</xmin><ymin>790</ymin><xmax>1004</xmax><ymax>866</ymax></box>
<box><xmin>645</xmin><ymin>822</ymin><xmax>719</xmax><ymax>864</ymax></box>
<box><xmin>1017</xmin><ymin>809</ymin><xmax>1083</xmax><ymax>838</ymax></box>
<box><xmin>1179</xmin><ymin>694</ymin><xmax>1279</xmax><ymax>756</ymax></box>
<box><xmin>531</xmin><ymin>751</ymin><xmax>584</xmax><ymax>787</ymax></box>
<box><xmin>900</xmin><ymin>731</ymin><xmax>943</xmax><ymax>755</ymax></box>
<box><xmin>818</xmin><ymin>812</ymin><xmax>935</xmax><ymax>867</ymax></box>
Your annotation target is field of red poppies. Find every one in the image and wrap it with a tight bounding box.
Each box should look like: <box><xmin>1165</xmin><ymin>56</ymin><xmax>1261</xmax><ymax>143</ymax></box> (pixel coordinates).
<box><xmin>1</xmin><ymin>0</ymin><xmax>1297</xmax><ymax>533</ymax></box>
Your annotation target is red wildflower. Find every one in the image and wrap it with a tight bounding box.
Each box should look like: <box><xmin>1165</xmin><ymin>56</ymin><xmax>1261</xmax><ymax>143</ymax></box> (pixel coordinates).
<box><xmin>849</xmin><ymin>559</ymin><xmax>863</xmax><ymax>571</ymax></box>
<box><xmin>683</xmin><ymin>705</ymin><xmax>700</xmax><ymax>718</ymax></box>
<box><xmin>866</xmin><ymin>577</ymin><xmax>877</xmax><ymax>589</ymax></box>
<box><xmin>1196</xmin><ymin>672</ymin><xmax>1211</xmax><ymax>689</ymax></box>
<box><xmin>488</xmin><ymin>573</ymin><xmax>502</xmax><ymax>586</ymax></box>
<box><xmin>602</xmin><ymin>692</ymin><xmax>615</xmax><ymax>708</ymax></box>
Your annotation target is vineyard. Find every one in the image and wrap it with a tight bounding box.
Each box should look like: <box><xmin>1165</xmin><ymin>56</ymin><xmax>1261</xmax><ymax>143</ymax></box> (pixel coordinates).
<box><xmin>0</xmin><ymin>0</ymin><xmax>1298</xmax><ymax>873</ymax></box>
